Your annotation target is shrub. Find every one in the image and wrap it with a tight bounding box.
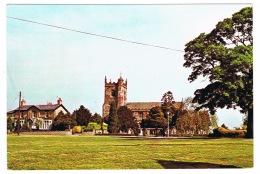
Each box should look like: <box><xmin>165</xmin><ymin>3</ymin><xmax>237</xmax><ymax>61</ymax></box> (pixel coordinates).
<box><xmin>85</xmin><ymin>122</ymin><xmax>108</xmax><ymax>131</ymax></box>
<box><xmin>210</xmin><ymin>127</ymin><xmax>246</xmax><ymax>138</ymax></box>
<box><xmin>86</xmin><ymin>122</ymin><xmax>99</xmax><ymax>131</ymax></box>
<box><xmin>72</xmin><ymin>126</ymin><xmax>82</xmax><ymax>134</ymax></box>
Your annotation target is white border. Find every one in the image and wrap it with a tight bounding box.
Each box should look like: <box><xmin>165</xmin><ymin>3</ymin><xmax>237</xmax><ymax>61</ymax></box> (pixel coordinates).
<box><xmin>1</xmin><ymin>1</ymin><xmax>258</xmax><ymax>174</ymax></box>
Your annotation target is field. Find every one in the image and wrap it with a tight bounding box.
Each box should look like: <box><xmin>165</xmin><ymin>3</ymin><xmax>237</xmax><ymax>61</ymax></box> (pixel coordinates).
<box><xmin>7</xmin><ymin>134</ymin><xmax>253</xmax><ymax>170</ymax></box>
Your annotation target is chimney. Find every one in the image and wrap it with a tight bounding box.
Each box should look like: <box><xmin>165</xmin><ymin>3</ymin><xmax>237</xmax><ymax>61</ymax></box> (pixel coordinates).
<box><xmin>57</xmin><ymin>98</ymin><xmax>62</xmax><ymax>105</ymax></box>
<box><xmin>21</xmin><ymin>99</ymin><xmax>26</xmax><ymax>106</ymax></box>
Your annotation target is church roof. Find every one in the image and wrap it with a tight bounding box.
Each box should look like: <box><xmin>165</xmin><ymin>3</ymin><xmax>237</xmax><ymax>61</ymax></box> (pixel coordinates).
<box><xmin>125</xmin><ymin>102</ymin><xmax>182</xmax><ymax>111</ymax></box>
<box><xmin>125</xmin><ymin>102</ymin><xmax>161</xmax><ymax>111</ymax></box>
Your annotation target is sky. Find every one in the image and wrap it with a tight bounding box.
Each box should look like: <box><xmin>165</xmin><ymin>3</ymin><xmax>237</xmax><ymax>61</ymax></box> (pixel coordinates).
<box><xmin>5</xmin><ymin>3</ymin><xmax>252</xmax><ymax>129</ymax></box>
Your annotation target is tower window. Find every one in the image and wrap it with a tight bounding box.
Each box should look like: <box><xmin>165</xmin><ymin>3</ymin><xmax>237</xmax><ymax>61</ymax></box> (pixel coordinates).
<box><xmin>111</xmin><ymin>89</ymin><xmax>116</xmax><ymax>97</ymax></box>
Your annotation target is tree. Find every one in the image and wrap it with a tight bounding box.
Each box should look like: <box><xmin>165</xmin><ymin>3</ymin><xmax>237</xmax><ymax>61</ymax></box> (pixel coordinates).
<box><xmin>117</xmin><ymin>106</ymin><xmax>139</xmax><ymax>133</ymax></box>
<box><xmin>7</xmin><ymin>116</ymin><xmax>14</xmax><ymax>132</ymax></box>
<box><xmin>198</xmin><ymin>110</ymin><xmax>211</xmax><ymax>134</ymax></box>
<box><xmin>161</xmin><ymin>91</ymin><xmax>175</xmax><ymax>108</ymax></box>
<box><xmin>33</xmin><ymin>117</ymin><xmax>43</xmax><ymax>130</ymax></box>
<box><xmin>146</xmin><ymin>106</ymin><xmax>167</xmax><ymax>136</ymax></box>
<box><xmin>210</xmin><ymin>114</ymin><xmax>219</xmax><ymax>128</ymax></box>
<box><xmin>90</xmin><ymin>113</ymin><xmax>105</xmax><ymax>133</ymax></box>
<box><xmin>176</xmin><ymin>111</ymin><xmax>191</xmax><ymax>134</ymax></box>
<box><xmin>107</xmin><ymin>101</ymin><xmax>118</xmax><ymax>133</ymax></box>
<box><xmin>161</xmin><ymin>91</ymin><xmax>177</xmax><ymax>131</ymax></box>
<box><xmin>221</xmin><ymin>124</ymin><xmax>229</xmax><ymax>130</ymax></box>
<box><xmin>183</xmin><ymin>7</ymin><xmax>253</xmax><ymax>138</ymax></box>
<box><xmin>71</xmin><ymin>111</ymin><xmax>77</xmax><ymax>128</ymax></box>
<box><xmin>176</xmin><ymin>97</ymin><xmax>213</xmax><ymax>134</ymax></box>
<box><xmin>52</xmin><ymin>111</ymin><xmax>71</xmax><ymax>130</ymax></box>
<box><xmin>73</xmin><ymin>105</ymin><xmax>92</xmax><ymax>127</ymax></box>
<box><xmin>21</xmin><ymin>117</ymin><xmax>31</xmax><ymax>131</ymax></box>
<box><xmin>90</xmin><ymin>113</ymin><xmax>102</xmax><ymax>124</ymax></box>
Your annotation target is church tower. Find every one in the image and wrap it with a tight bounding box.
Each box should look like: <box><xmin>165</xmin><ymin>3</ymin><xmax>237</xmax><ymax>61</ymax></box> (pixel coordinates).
<box><xmin>102</xmin><ymin>76</ymin><xmax>127</xmax><ymax>117</ymax></box>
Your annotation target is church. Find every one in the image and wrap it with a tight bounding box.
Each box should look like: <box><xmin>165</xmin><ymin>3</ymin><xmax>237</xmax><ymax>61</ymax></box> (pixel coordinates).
<box><xmin>102</xmin><ymin>76</ymin><xmax>181</xmax><ymax>125</ymax></box>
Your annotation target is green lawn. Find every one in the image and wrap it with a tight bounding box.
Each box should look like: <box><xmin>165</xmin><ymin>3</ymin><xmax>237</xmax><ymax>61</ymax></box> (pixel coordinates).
<box><xmin>7</xmin><ymin>135</ymin><xmax>253</xmax><ymax>170</ymax></box>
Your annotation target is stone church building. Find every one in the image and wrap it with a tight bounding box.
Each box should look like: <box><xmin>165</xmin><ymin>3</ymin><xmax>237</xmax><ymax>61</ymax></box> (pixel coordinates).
<box><xmin>102</xmin><ymin>76</ymin><xmax>180</xmax><ymax>125</ymax></box>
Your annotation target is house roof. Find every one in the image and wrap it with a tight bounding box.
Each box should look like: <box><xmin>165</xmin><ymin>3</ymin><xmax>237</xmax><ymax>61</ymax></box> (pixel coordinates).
<box><xmin>125</xmin><ymin>102</ymin><xmax>182</xmax><ymax>111</ymax></box>
<box><xmin>9</xmin><ymin>104</ymin><xmax>69</xmax><ymax>113</ymax></box>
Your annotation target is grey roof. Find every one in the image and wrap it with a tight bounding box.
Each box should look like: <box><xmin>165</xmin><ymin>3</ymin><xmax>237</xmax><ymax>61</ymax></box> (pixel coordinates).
<box><xmin>9</xmin><ymin>104</ymin><xmax>69</xmax><ymax>113</ymax></box>
<box><xmin>125</xmin><ymin>102</ymin><xmax>161</xmax><ymax>111</ymax></box>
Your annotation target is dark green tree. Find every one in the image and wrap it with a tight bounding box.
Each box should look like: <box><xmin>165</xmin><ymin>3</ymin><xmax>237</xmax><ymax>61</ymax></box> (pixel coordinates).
<box><xmin>52</xmin><ymin>111</ymin><xmax>71</xmax><ymax>131</ymax></box>
<box><xmin>117</xmin><ymin>106</ymin><xmax>139</xmax><ymax>133</ymax></box>
<box><xmin>183</xmin><ymin>7</ymin><xmax>253</xmax><ymax>138</ymax></box>
<box><xmin>146</xmin><ymin>106</ymin><xmax>167</xmax><ymax>136</ymax></box>
<box><xmin>161</xmin><ymin>91</ymin><xmax>175</xmax><ymax>108</ymax></box>
<box><xmin>71</xmin><ymin>111</ymin><xmax>77</xmax><ymax>128</ymax></box>
<box><xmin>90</xmin><ymin>113</ymin><xmax>102</xmax><ymax>123</ymax></box>
<box><xmin>73</xmin><ymin>105</ymin><xmax>92</xmax><ymax>127</ymax></box>
<box><xmin>107</xmin><ymin>101</ymin><xmax>118</xmax><ymax>133</ymax></box>
<box><xmin>161</xmin><ymin>91</ymin><xmax>177</xmax><ymax>129</ymax></box>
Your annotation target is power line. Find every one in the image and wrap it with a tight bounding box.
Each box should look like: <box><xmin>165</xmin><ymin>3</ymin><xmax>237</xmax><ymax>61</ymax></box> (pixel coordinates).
<box><xmin>7</xmin><ymin>16</ymin><xmax>184</xmax><ymax>52</ymax></box>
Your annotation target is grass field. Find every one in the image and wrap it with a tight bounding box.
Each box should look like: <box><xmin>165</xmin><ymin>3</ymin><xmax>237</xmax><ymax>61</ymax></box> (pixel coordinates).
<box><xmin>7</xmin><ymin>134</ymin><xmax>253</xmax><ymax>170</ymax></box>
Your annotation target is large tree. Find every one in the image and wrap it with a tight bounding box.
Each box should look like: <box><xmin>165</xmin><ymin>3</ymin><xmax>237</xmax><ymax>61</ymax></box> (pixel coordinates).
<box><xmin>161</xmin><ymin>91</ymin><xmax>177</xmax><ymax>129</ymax></box>
<box><xmin>117</xmin><ymin>106</ymin><xmax>139</xmax><ymax>133</ymax></box>
<box><xmin>90</xmin><ymin>113</ymin><xmax>102</xmax><ymax>123</ymax></box>
<box><xmin>146</xmin><ymin>106</ymin><xmax>167</xmax><ymax>136</ymax></box>
<box><xmin>73</xmin><ymin>105</ymin><xmax>92</xmax><ymax>127</ymax></box>
<box><xmin>183</xmin><ymin>7</ymin><xmax>253</xmax><ymax>138</ymax></box>
<box><xmin>52</xmin><ymin>111</ymin><xmax>71</xmax><ymax>131</ymax></box>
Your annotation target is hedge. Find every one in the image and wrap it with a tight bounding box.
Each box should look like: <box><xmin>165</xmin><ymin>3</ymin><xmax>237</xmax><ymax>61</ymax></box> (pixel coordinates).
<box><xmin>209</xmin><ymin>127</ymin><xmax>246</xmax><ymax>138</ymax></box>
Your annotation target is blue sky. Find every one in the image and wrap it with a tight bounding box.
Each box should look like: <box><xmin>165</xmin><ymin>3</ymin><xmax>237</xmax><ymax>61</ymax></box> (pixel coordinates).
<box><xmin>6</xmin><ymin>4</ymin><xmax>251</xmax><ymax>129</ymax></box>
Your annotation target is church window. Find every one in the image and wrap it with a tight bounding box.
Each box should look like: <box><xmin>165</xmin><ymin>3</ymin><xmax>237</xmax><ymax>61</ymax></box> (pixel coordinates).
<box><xmin>111</xmin><ymin>89</ymin><xmax>116</xmax><ymax>97</ymax></box>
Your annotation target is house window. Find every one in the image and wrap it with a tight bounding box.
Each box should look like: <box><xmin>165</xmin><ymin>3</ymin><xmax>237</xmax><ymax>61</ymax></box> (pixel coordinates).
<box><xmin>45</xmin><ymin>111</ymin><xmax>49</xmax><ymax>118</ymax></box>
<box><xmin>32</xmin><ymin>111</ymin><xmax>36</xmax><ymax>118</ymax></box>
<box><xmin>20</xmin><ymin>120</ymin><xmax>25</xmax><ymax>125</ymax></box>
<box><xmin>14</xmin><ymin>120</ymin><xmax>23</xmax><ymax>127</ymax></box>
<box><xmin>43</xmin><ymin>120</ymin><xmax>52</xmax><ymax>130</ymax></box>
<box><xmin>20</xmin><ymin>112</ymin><xmax>24</xmax><ymax>118</ymax></box>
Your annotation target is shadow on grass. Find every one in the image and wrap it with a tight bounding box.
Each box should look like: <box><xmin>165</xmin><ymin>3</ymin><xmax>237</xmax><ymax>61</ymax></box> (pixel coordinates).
<box><xmin>157</xmin><ymin>160</ymin><xmax>241</xmax><ymax>169</ymax></box>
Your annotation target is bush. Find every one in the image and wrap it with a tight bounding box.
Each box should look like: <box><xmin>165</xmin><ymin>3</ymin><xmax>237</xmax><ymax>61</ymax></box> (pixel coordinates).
<box><xmin>86</xmin><ymin>122</ymin><xmax>99</xmax><ymax>131</ymax></box>
<box><xmin>209</xmin><ymin>127</ymin><xmax>246</xmax><ymax>138</ymax></box>
<box><xmin>72</xmin><ymin>126</ymin><xmax>82</xmax><ymax>134</ymax></box>
<box><xmin>85</xmin><ymin>122</ymin><xmax>108</xmax><ymax>131</ymax></box>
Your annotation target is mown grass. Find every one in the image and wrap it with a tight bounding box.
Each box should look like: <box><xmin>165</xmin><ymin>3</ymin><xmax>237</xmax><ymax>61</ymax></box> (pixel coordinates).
<box><xmin>7</xmin><ymin>135</ymin><xmax>253</xmax><ymax>170</ymax></box>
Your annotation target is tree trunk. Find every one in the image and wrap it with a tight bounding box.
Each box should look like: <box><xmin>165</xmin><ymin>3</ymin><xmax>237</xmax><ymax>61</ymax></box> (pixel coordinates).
<box><xmin>246</xmin><ymin>107</ymin><xmax>253</xmax><ymax>138</ymax></box>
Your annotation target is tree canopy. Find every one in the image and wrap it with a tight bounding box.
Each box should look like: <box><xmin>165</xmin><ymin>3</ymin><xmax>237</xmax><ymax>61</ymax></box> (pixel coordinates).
<box><xmin>73</xmin><ymin>105</ymin><xmax>92</xmax><ymax>127</ymax></box>
<box><xmin>117</xmin><ymin>106</ymin><xmax>139</xmax><ymax>133</ymax></box>
<box><xmin>107</xmin><ymin>101</ymin><xmax>118</xmax><ymax>133</ymax></box>
<box><xmin>52</xmin><ymin>111</ymin><xmax>71</xmax><ymax>130</ymax></box>
<box><xmin>146</xmin><ymin>106</ymin><xmax>167</xmax><ymax>129</ymax></box>
<box><xmin>183</xmin><ymin>7</ymin><xmax>253</xmax><ymax>138</ymax></box>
